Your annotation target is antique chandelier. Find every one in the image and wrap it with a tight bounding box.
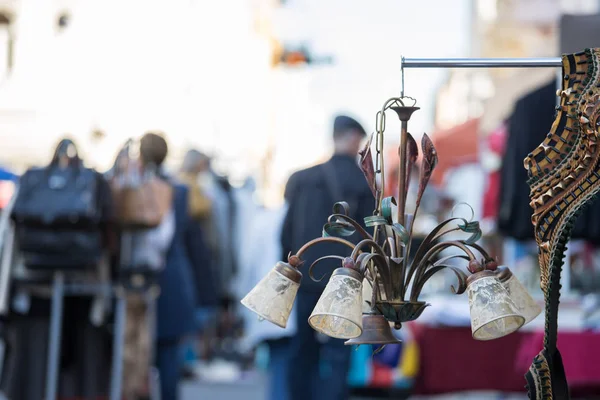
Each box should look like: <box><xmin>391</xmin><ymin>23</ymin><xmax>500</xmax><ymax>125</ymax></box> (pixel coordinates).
<box><xmin>241</xmin><ymin>95</ymin><xmax>542</xmax><ymax>345</ymax></box>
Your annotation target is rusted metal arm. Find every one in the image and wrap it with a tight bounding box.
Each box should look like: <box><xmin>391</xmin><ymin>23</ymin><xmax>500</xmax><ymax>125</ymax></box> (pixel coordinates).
<box><xmin>293</xmin><ymin>237</ymin><xmax>357</xmax><ymax>260</ymax></box>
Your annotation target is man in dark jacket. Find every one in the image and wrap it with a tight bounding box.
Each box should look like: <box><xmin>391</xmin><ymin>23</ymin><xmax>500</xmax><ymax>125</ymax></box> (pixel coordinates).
<box><xmin>281</xmin><ymin>115</ymin><xmax>373</xmax><ymax>400</ymax></box>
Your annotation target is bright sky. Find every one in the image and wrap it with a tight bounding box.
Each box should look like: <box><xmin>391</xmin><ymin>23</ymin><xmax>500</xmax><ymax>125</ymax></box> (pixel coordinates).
<box><xmin>269</xmin><ymin>0</ymin><xmax>472</xmax><ymax>185</ymax></box>
<box><xmin>0</xmin><ymin>0</ymin><xmax>471</xmax><ymax>186</ymax></box>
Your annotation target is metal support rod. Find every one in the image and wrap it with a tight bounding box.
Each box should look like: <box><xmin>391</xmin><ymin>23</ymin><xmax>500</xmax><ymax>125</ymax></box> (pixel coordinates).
<box><xmin>401</xmin><ymin>57</ymin><xmax>562</xmax><ymax>68</ymax></box>
<box><xmin>399</xmin><ymin>56</ymin><xmax>563</xmax><ymax>100</ymax></box>
<box><xmin>109</xmin><ymin>232</ymin><xmax>131</xmax><ymax>400</ymax></box>
<box><xmin>45</xmin><ymin>272</ymin><xmax>64</xmax><ymax>400</ymax></box>
<box><xmin>110</xmin><ymin>294</ymin><xmax>126</xmax><ymax>400</ymax></box>
<box><xmin>397</xmin><ymin>120</ymin><xmax>408</xmax><ymax>227</ymax></box>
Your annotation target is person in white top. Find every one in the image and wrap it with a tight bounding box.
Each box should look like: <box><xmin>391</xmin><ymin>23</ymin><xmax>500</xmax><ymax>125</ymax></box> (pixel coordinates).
<box><xmin>235</xmin><ymin>204</ymin><xmax>295</xmax><ymax>400</ymax></box>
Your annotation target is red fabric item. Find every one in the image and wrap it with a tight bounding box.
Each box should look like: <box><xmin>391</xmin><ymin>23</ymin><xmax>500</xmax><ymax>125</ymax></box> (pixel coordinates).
<box><xmin>516</xmin><ymin>330</ymin><xmax>600</xmax><ymax>389</ymax></box>
<box><xmin>383</xmin><ymin>118</ymin><xmax>479</xmax><ymax>196</ymax></box>
<box><xmin>412</xmin><ymin>323</ymin><xmax>600</xmax><ymax>396</ymax></box>
<box><xmin>482</xmin><ymin>123</ymin><xmax>508</xmax><ymax>219</ymax></box>
<box><xmin>370</xmin><ymin>362</ymin><xmax>395</xmax><ymax>388</ymax></box>
<box><xmin>0</xmin><ymin>181</ymin><xmax>13</xmax><ymax>209</ymax></box>
<box><xmin>412</xmin><ymin>323</ymin><xmax>525</xmax><ymax>394</ymax></box>
<box><xmin>488</xmin><ymin>124</ymin><xmax>507</xmax><ymax>154</ymax></box>
<box><xmin>430</xmin><ymin>119</ymin><xmax>480</xmax><ymax>187</ymax></box>
<box><xmin>483</xmin><ymin>171</ymin><xmax>501</xmax><ymax>219</ymax></box>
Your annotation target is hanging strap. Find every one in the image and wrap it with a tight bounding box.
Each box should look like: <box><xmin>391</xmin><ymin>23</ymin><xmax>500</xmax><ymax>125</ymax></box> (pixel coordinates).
<box><xmin>109</xmin><ymin>139</ymin><xmax>135</xmax><ymax>178</ymax></box>
<box><xmin>49</xmin><ymin>138</ymin><xmax>81</xmax><ymax>168</ymax></box>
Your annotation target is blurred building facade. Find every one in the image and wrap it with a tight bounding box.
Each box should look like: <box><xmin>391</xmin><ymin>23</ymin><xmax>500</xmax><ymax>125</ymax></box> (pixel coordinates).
<box><xmin>434</xmin><ymin>0</ymin><xmax>600</xmax><ymax>132</ymax></box>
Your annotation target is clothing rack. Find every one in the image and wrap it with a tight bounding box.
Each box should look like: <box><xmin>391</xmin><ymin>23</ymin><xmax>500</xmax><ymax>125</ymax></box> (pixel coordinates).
<box><xmin>0</xmin><ymin>202</ymin><xmax>156</xmax><ymax>399</ymax></box>
<box><xmin>44</xmin><ymin>273</ymin><xmax>127</xmax><ymax>400</ymax></box>
<box><xmin>43</xmin><ymin>232</ymin><xmax>161</xmax><ymax>400</ymax></box>
<box><xmin>400</xmin><ymin>56</ymin><xmax>563</xmax><ymax>99</ymax></box>
<box><xmin>401</xmin><ymin>57</ymin><xmax>562</xmax><ymax>68</ymax></box>
<box><xmin>399</xmin><ymin>56</ymin><xmax>570</xmax><ymax>292</ymax></box>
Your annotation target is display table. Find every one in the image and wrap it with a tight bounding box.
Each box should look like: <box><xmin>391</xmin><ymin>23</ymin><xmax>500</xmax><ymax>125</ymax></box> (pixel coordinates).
<box><xmin>411</xmin><ymin>320</ymin><xmax>600</xmax><ymax>396</ymax></box>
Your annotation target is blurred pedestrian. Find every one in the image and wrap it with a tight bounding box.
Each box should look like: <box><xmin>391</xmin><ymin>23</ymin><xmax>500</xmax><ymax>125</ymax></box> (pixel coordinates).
<box><xmin>194</xmin><ymin>153</ymin><xmax>237</xmax><ymax>300</ymax></box>
<box><xmin>236</xmin><ymin>203</ymin><xmax>294</xmax><ymax>400</ymax></box>
<box><xmin>139</xmin><ymin>132</ymin><xmax>199</xmax><ymax>400</ymax></box>
<box><xmin>179</xmin><ymin>150</ymin><xmax>212</xmax><ymax>221</ymax></box>
<box><xmin>281</xmin><ymin>115</ymin><xmax>373</xmax><ymax>400</ymax></box>
<box><xmin>178</xmin><ymin>149</ymin><xmax>220</xmax><ymax>367</ymax></box>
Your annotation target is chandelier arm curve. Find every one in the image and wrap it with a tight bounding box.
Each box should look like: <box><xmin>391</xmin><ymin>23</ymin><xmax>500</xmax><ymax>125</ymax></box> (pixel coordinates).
<box><xmin>410</xmin><ymin>263</ymin><xmax>469</xmax><ymax>301</ymax></box>
<box><xmin>428</xmin><ymin>226</ymin><xmax>462</xmax><ymax>242</ymax></box>
<box><xmin>411</xmin><ymin>254</ymin><xmax>470</xmax><ymax>300</ymax></box>
<box><xmin>327</xmin><ymin>213</ymin><xmax>374</xmax><ymax>240</ymax></box>
<box><xmin>357</xmin><ymin>252</ymin><xmax>393</xmax><ymax>299</ymax></box>
<box><xmin>433</xmin><ymin>254</ymin><xmax>471</xmax><ymax>267</ymax></box>
<box><xmin>350</xmin><ymin>239</ymin><xmax>388</xmax><ymax>261</ymax></box>
<box><xmin>293</xmin><ymin>237</ymin><xmax>357</xmax><ymax>260</ymax></box>
<box><xmin>382</xmin><ymin>237</ymin><xmax>391</xmax><ymax>256</ymax></box>
<box><xmin>307</xmin><ymin>255</ymin><xmax>348</xmax><ymax>282</ymax></box>
<box><xmin>405</xmin><ymin>219</ymin><xmax>468</xmax><ymax>291</ymax></box>
<box><xmin>411</xmin><ymin>240</ymin><xmax>477</xmax><ymax>291</ymax></box>
<box><xmin>384</xmin><ymin>236</ymin><xmax>398</xmax><ymax>258</ymax></box>
<box><xmin>464</xmin><ymin>242</ymin><xmax>494</xmax><ymax>261</ymax></box>
<box><xmin>411</xmin><ymin>220</ymin><xmax>466</xmax><ymax>261</ymax></box>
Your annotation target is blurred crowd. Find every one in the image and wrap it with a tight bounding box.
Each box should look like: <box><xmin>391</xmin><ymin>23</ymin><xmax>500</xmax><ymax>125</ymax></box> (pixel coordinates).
<box><xmin>0</xmin><ymin>109</ymin><xmax>454</xmax><ymax>400</ymax></box>
<box><xmin>0</xmin><ymin>112</ymin><xmax>379</xmax><ymax>400</ymax></box>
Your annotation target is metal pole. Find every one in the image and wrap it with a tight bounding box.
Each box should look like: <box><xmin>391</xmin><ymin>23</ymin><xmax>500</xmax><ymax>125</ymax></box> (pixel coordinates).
<box><xmin>109</xmin><ymin>294</ymin><xmax>126</xmax><ymax>400</ymax></box>
<box><xmin>401</xmin><ymin>57</ymin><xmax>562</xmax><ymax>68</ymax></box>
<box><xmin>397</xmin><ymin>119</ymin><xmax>408</xmax><ymax>228</ymax></box>
<box><xmin>45</xmin><ymin>272</ymin><xmax>64</xmax><ymax>400</ymax></box>
<box><xmin>110</xmin><ymin>232</ymin><xmax>131</xmax><ymax>400</ymax></box>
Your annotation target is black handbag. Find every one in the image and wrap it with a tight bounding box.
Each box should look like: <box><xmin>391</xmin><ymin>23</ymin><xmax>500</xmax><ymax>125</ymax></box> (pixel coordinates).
<box><xmin>17</xmin><ymin>226</ymin><xmax>103</xmax><ymax>269</ymax></box>
<box><xmin>11</xmin><ymin>140</ymin><xmax>103</xmax><ymax>228</ymax></box>
<box><xmin>10</xmin><ymin>139</ymin><xmax>110</xmax><ymax>270</ymax></box>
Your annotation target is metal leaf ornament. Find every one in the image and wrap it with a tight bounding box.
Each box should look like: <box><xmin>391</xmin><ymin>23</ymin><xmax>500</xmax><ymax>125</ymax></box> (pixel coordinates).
<box><xmin>322</xmin><ymin>202</ymin><xmax>356</xmax><ymax>237</ymax></box>
<box><xmin>359</xmin><ymin>133</ymin><xmax>377</xmax><ymax>199</ymax></box>
<box><xmin>414</xmin><ymin>133</ymin><xmax>438</xmax><ymax>220</ymax></box>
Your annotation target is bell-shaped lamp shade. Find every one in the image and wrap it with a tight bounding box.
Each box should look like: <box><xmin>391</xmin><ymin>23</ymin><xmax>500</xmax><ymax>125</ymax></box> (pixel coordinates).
<box><xmin>344</xmin><ymin>314</ymin><xmax>402</xmax><ymax>346</ymax></box>
<box><xmin>467</xmin><ymin>271</ymin><xmax>525</xmax><ymax>341</ymax></box>
<box><xmin>241</xmin><ymin>262</ymin><xmax>302</xmax><ymax>328</ymax></box>
<box><xmin>497</xmin><ymin>266</ymin><xmax>542</xmax><ymax>325</ymax></box>
<box><xmin>308</xmin><ymin>268</ymin><xmax>363</xmax><ymax>339</ymax></box>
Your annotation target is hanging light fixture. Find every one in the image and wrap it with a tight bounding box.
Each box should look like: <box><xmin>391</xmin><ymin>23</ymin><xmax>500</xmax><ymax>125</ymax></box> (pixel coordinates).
<box><xmin>496</xmin><ymin>266</ymin><xmax>542</xmax><ymax>325</ymax></box>
<box><xmin>240</xmin><ymin>261</ymin><xmax>302</xmax><ymax>328</ymax></box>
<box><xmin>308</xmin><ymin>265</ymin><xmax>364</xmax><ymax>339</ymax></box>
<box><xmin>466</xmin><ymin>269</ymin><xmax>525</xmax><ymax>341</ymax></box>
<box><xmin>242</xmin><ymin>94</ymin><xmax>536</xmax><ymax>345</ymax></box>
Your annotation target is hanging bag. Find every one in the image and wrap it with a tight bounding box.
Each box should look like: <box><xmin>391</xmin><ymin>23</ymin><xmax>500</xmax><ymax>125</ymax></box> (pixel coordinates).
<box><xmin>110</xmin><ymin>141</ymin><xmax>173</xmax><ymax>229</ymax></box>
<box><xmin>11</xmin><ymin>140</ymin><xmax>102</xmax><ymax>227</ymax></box>
<box><xmin>10</xmin><ymin>139</ymin><xmax>107</xmax><ymax>270</ymax></box>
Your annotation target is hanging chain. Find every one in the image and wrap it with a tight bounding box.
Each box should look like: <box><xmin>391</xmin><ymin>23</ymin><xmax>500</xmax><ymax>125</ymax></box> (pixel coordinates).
<box><xmin>373</xmin><ymin>96</ymin><xmax>417</xmax><ymax>216</ymax></box>
<box><xmin>374</xmin><ymin>108</ymin><xmax>386</xmax><ymax>215</ymax></box>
